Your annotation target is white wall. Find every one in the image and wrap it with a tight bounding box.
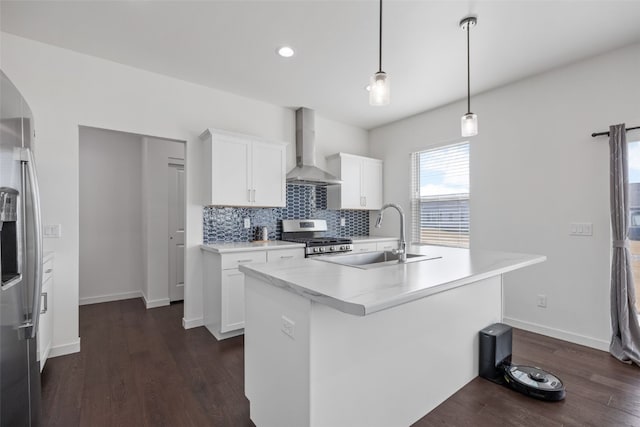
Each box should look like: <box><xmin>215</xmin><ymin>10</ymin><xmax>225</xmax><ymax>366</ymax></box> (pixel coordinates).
<box><xmin>370</xmin><ymin>43</ymin><xmax>640</xmax><ymax>350</ymax></box>
<box><xmin>0</xmin><ymin>32</ymin><xmax>369</xmax><ymax>355</ymax></box>
<box><xmin>79</xmin><ymin>127</ymin><xmax>144</xmax><ymax>304</ymax></box>
<box><xmin>141</xmin><ymin>137</ymin><xmax>184</xmax><ymax>307</ymax></box>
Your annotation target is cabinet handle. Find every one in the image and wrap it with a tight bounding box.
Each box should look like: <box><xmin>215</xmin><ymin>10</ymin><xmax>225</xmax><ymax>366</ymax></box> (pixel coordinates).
<box><xmin>279</xmin><ymin>255</ymin><xmax>294</xmax><ymax>259</ymax></box>
<box><xmin>236</xmin><ymin>259</ymin><xmax>254</xmax><ymax>263</ymax></box>
<box><xmin>227</xmin><ymin>272</ymin><xmax>243</xmax><ymax>277</ymax></box>
<box><xmin>252</xmin><ymin>189</ymin><xmax>256</xmax><ymax>202</ymax></box>
<box><xmin>41</xmin><ymin>292</ymin><xmax>48</xmax><ymax>314</ymax></box>
<box><xmin>45</xmin><ymin>268</ymin><xmax>53</xmax><ymax>274</ymax></box>
<box><xmin>363</xmin><ymin>196</ymin><xmax>367</xmax><ymax>207</ymax></box>
<box><xmin>247</xmin><ymin>189</ymin><xmax>251</xmax><ymax>202</ymax></box>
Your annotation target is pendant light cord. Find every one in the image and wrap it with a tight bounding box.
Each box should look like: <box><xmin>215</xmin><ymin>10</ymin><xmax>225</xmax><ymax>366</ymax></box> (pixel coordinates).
<box><xmin>378</xmin><ymin>0</ymin><xmax>383</xmax><ymax>73</ymax></box>
<box><xmin>466</xmin><ymin>21</ymin><xmax>471</xmax><ymax>114</ymax></box>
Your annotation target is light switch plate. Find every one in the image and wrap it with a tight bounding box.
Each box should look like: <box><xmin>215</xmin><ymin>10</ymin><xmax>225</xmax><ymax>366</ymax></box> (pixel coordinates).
<box><xmin>243</xmin><ymin>218</ymin><xmax>251</xmax><ymax>229</ymax></box>
<box><xmin>43</xmin><ymin>224</ymin><xmax>62</xmax><ymax>238</ymax></box>
<box><xmin>569</xmin><ymin>222</ymin><xmax>593</xmax><ymax>236</ymax></box>
<box><xmin>340</xmin><ymin>218</ymin><xmax>346</xmax><ymax>227</ymax></box>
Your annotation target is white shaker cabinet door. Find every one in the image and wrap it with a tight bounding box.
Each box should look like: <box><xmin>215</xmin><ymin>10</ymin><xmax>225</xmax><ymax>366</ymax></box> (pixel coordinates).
<box><xmin>327</xmin><ymin>153</ymin><xmax>383</xmax><ymax>210</ymax></box>
<box><xmin>220</xmin><ymin>269</ymin><xmax>245</xmax><ymax>333</ymax></box>
<box><xmin>210</xmin><ymin>135</ymin><xmax>251</xmax><ymax>206</ymax></box>
<box><xmin>38</xmin><ymin>258</ymin><xmax>54</xmax><ymax>371</ymax></box>
<box><xmin>251</xmin><ymin>141</ymin><xmax>286</xmax><ymax>207</ymax></box>
<box><xmin>341</xmin><ymin>154</ymin><xmax>363</xmax><ymax>209</ymax></box>
<box><xmin>361</xmin><ymin>159</ymin><xmax>383</xmax><ymax>210</ymax></box>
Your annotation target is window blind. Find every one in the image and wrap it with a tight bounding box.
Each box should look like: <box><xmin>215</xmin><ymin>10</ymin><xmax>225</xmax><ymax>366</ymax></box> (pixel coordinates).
<box><xmin>410</xmin><ymin>142</ymin><xmax>469</xmax><ymax>248</ymax></box>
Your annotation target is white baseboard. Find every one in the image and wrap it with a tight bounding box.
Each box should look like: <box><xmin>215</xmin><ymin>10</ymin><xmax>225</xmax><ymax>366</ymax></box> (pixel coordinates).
<box><xmin>182</xmin><ymin>317</ymin><xmax>204</xmax><ymax>329</ymax></box>
<box><xmin>143</xmin><ymin>294</ymin><xmax>170</xmax><ymax>309</ymax></box>
<box><xmin>79</xmin><ymin>291</ymin><xmax>142</xmax><ymax>306</ymax></box>
<box><xmin>503</xmin><ymin>317</ymin><xmax>609</xmax><ymax>352</ymax></box>
<box><xmin>209</xmin><ymin>327</ymin><xmax>244</xmax><ymax>341</ymax></box>
<box><xmin>49</xmin><ymin>338</ymin><xmax>81</xmax><ymax>358</ymax></box>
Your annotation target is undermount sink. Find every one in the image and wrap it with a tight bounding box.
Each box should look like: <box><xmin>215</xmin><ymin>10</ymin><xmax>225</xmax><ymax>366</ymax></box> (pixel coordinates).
<box><xmin>315</xmin><ymin>251</ymin><xmax>441</xmax><ymax>269</ymax></box>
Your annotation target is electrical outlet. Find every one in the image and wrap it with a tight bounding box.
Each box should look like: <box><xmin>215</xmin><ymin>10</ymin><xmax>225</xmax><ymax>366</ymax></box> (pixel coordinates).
<box><xmin>243</xmin><ymin>217</ymin><xmax>251</xmax><ymax>229</ymax></box>
<box><xmin>537</xmin><ymin>294</ymin><xmax>547</xmax><ymax>308</ymax></box>
<box><xmin>281</xmin><ymin>315</ymin><xmax>295</xmax><ymax>339</ymax></box>
<box><xmin>340</xmin><ymin>217</ymin><xmax>346</xmax><ymax>227</ymax></box>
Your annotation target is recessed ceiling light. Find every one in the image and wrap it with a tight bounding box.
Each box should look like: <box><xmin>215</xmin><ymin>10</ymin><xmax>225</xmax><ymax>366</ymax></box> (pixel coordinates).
<box><xmin>277</xmin><ymin>46</ymin><xmax>295</xmax><ymax>58</ymax></box>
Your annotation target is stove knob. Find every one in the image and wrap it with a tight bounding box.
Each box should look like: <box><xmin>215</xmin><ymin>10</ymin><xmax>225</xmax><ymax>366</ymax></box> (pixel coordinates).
<box><xmin>339</xmin><ymin>245</ymin><xmax>345</xmax><ymax>251</ymax></box>
<box><xmin>319</xmin><ymin>247</ymin><xmax>325</xmax><ymax>252</ymax></box>
<box><xmin>313</xmin><ymin>248</ymin><xmax>319</xmax><ymax>253</ymax></box>
<box><xmin>329</xmin><ymin>246</ymin><xmax>336</xmax><ymax>251</ymax></box>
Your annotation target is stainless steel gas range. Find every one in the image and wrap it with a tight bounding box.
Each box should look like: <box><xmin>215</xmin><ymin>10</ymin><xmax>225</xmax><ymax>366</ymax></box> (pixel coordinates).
<box><xmin>281</xmin><ymin>219</ymin><xmax>353</xmax><ymax>257</ymax></box>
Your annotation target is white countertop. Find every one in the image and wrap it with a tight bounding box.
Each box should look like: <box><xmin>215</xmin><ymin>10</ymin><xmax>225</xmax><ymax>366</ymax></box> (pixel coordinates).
<box><xmin>239</xmin><ymin>245</ymin><xmax>545</xmax><ymax>316</ymax></box>
<box><xmin>350</xmin><ymin>236</ymin><xmax>398</xmax><ymax>243</ymax></box>
<box><xmin>201</xmin><ymin>241</ymin><xmax>305</xmax><ymax>254</ymax></box>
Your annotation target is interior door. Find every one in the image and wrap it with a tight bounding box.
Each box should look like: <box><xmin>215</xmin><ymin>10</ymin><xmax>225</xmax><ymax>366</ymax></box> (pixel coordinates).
<box><xmin>168</xmin><ymin>162</ymin><xmax>185</xmax><ymax>302</ymax></box>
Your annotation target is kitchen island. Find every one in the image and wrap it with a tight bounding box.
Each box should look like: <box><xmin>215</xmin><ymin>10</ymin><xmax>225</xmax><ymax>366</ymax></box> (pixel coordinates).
<box><xmin>239</xmin><ymin>245</ymin><xmax>545</xmax><ymax>427</ymax></box>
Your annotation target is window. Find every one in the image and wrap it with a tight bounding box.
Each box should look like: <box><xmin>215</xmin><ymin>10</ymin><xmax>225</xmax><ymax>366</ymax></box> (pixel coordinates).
<box><xmin>627</xmin><ymin>139</ymin><xmax>640</xmax><ymax>313</ymax></box>
<box><xmin>411</xmin><ymin>142</ymin><xmax>469</xmax><ymax>248</ymax></box>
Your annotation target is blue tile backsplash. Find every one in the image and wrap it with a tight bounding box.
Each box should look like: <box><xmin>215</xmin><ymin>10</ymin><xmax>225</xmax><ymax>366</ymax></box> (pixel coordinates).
<box><xmin>203</xmin><ymin>184</ymin><xmax>369</xmax><ymax>243</ymax></box>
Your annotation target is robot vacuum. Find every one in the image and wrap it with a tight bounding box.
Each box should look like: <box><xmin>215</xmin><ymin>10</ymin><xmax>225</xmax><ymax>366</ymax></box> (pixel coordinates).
<box><xmin>479</xmin><ymin>323</ymin><xmax>566</xmax><ymax>401</ymax></box>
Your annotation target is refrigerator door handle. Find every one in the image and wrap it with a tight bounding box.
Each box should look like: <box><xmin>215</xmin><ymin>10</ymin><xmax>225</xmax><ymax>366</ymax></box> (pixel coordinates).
<box><xmin>23</xmin><ymin>148</ymin><xmax>43</xmax><ymax>340</ymax></box>
<box><xmin>41</xmin><ymin>291</ymin><xmax>48</xmax><ymax>314</ymax></box>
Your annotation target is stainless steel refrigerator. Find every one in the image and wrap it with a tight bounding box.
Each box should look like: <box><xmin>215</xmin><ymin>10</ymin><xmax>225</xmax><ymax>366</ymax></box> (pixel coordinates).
<box><xmin>0</xmin><ymin>70</ymin><xmax>44</xmax><ymax>426</ymax></box>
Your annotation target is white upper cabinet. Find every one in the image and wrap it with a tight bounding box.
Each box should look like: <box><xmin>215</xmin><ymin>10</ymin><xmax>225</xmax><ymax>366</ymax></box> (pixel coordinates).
<box><xmin>326</xmin><ymin>153</ymin><xmax>383</xmax><ymax>210</ymax></box>
<box><xmin>201</xmin><ymin>129</ymin><xmax>286</xmax><ymax>207</ymax></box>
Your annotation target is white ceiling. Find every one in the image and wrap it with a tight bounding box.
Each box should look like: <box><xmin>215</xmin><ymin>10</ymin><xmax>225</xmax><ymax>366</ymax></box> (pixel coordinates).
<box><xmin>2</xmin><ymin>1</ymin><xmax>640</xmax><ymax>130</ymax></box>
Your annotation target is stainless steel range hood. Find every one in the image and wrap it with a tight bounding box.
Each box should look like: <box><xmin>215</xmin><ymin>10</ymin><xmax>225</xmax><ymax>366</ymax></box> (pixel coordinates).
<box><xmin>286</xmin><ymin>107</ymin><xmax>342</xmax><ymax>186</ymax></box>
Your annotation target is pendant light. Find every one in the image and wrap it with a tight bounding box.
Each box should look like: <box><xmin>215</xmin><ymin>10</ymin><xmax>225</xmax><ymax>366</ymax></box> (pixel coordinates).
<box><xmin>369</xmin><ymin>0</ymin><xmax>389</xmax><ymax>106</ymax></box>
<box><xmin>460</xmin><ymin>16</ymin><xmax>477</xmax><ymax>137</ymax></box>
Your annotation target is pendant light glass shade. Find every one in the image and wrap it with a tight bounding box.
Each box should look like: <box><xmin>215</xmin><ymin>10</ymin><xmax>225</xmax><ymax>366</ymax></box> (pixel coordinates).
<box><xmin>461</xmin><ymin>112</ymin><xmax>478</xmax><ymax>137</ymax></box>
<box><xmin>369</xmin><ymin>71</ymin><xmax>390</xmax><ymax>106</ymax></box>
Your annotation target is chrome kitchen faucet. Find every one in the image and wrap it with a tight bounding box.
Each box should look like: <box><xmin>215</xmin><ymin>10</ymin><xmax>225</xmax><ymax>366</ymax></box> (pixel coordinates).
<box><xmin>375</xmin><ymin>203</ymin><xmax>407</xmax><ymax>262</ymax></box>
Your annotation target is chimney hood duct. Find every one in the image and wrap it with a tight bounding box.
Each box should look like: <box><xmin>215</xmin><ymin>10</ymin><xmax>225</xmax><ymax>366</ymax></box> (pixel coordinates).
<box><xmin>286</xmin><ymin>107</ymin><xmax>342</xmax><ymax>186</ymax></box>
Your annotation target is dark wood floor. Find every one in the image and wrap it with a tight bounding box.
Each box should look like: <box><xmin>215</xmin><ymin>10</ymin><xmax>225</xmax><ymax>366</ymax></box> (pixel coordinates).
<box><xmin>42</xmin><ymin>299</ymin><xmax>640</xmax><ymax>427</ymax></box>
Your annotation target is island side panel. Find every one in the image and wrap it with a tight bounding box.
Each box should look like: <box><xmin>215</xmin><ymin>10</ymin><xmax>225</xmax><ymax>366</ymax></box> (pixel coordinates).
<box><xmin>202</xmin><ymin>252</ymin><xmax>222</xmax><ymax>336</ymax></box>
<box><xmin>245</xmin><ymin>276</ymin><xmax>312</xmax><ymax>427</ymax></box>
<box><xmin>309</xmin><ymin>275</ymin><xmax>502</xmax><ymax>427</ymax></box>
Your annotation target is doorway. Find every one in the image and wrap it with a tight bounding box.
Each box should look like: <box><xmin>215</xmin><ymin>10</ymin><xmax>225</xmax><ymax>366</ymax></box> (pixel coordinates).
<box><xmin>79</xmin><ymin>127</ymin><xmax>185</xmax><ymax>309</ymax></box>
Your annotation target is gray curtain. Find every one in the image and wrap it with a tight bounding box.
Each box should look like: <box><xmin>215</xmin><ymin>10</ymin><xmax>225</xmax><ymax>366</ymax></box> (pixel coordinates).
<box><xmin>609</xmin><ymin>123</ymin><xmax>640</xmax><ymax>365</ymax></box>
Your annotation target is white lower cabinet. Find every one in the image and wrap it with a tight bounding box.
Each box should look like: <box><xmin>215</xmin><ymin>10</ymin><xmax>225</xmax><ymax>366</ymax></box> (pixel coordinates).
<box><xmin>352</xmin><ymin>240</ymin><xmax>399</xmax><ymax>254</ymax></box>
<box><xmin>352</xmin><ymin>242</ymin><xmax>377</xmax><ymax>253</ymax></box>
<box><xmin>376</xmin><ymin>240</ymin><xmax>399</xmax><ymax>252</ymax></box>
<box><xmin>38</xmin><ymin>255</ymin><xmax>54</xmax><ymax>372</ymax></box>
<box><xmin>203</xmin><ymin>247</ymin><xmax>304</xmax><ymax>340</ymax></box>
